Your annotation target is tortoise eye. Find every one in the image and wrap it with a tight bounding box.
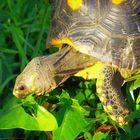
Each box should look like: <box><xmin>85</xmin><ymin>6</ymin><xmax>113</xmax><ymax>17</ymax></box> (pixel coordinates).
<box><xmin>18</xmin><ymin>84</ymin><xmax>26</xmax><ymax>91</ymax></box>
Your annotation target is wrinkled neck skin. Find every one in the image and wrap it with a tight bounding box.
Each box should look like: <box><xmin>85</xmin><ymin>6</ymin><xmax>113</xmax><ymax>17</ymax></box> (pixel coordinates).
<box><xmin>40</xmin><ymin>46</ymin><xmax>96</xmax><ymax>93</ymax></box>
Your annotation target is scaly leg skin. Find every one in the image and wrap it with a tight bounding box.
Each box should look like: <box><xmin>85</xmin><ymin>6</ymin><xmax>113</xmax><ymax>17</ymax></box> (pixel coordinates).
<box><xmin>96</xmin><ymin>65</ymin><xmax>130</xmax><ymax>126</ymax></box>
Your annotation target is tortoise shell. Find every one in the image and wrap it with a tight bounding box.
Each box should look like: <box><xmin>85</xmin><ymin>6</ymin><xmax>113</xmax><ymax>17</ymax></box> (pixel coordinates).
<box><xmin>47</xmin><ymin>0</ymin><xmax>140</xmax><ymax>70</ymax></box>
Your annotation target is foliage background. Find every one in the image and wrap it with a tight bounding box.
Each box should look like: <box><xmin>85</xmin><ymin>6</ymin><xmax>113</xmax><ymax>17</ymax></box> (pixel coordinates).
<box><xmin>0</xmin><ymin>0</ymin><xmax>140</xmax><ymax>140</ymax></box>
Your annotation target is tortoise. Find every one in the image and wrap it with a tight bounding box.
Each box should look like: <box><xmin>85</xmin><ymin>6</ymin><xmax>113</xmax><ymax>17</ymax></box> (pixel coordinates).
<box><xmin>13</xmin><ymin>0</ymin><xmax>140</xmax><ymax>126</ymax></box>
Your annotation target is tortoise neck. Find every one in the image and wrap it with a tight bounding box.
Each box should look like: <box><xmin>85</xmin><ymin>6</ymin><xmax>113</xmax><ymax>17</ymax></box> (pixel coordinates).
<box><xmin>40</xmin><ymin>46</ymin><xmax>96</xmax><ymax>91</ymax></box>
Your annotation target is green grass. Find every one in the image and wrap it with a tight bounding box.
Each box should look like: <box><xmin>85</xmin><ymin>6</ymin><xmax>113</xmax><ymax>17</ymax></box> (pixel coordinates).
<box><xmin>0</xmin><ymin>0</ymin><xmax>140</xmax><ymax>140</ymax></box>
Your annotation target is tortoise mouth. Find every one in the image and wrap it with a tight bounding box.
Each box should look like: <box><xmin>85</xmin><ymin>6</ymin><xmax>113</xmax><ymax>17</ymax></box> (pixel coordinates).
<box><xmin>13</xmin><ymin>90</ymin><xmax>27</xmax><ymax>99</ymax></box>
<box><xmin>13</xmin><ymin>84</ymin><xmax>29</xmax><ymax>99</ymax></box>
<box><xmin>13</xmin><ymin>84</ymin><xmax>45</xmax><ymax>99</ymax></box>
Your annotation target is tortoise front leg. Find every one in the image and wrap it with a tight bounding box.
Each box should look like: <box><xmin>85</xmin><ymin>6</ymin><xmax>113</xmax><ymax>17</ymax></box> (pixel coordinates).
<box><xmin>96</xmin><ymin>65</ymin><xmax>130</xmax><ymax>126</ymax></box>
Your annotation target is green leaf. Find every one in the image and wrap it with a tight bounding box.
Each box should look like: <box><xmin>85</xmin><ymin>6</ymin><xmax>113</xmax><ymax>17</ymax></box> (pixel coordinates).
<box><xmin>5</xmin><ymin>24</ymin><xmax>28</xmax><ymax>69</ymax></box>
<box><xmin>127</xmin><ymin>110</ymin><xmax>140</xmax><ymax>121</ymax></box>
<box><xmin>53</xmin><ymin>102</ymin><xmax>89</xmax><ymax>140</ymax></box>
<box><xmin>35</xmin><ymin>105</ymin><xmax>58</xmax><ymax>130</ymax></box>
<box><xmin>0</xmin><ymin>96</ymin><xmax>58</xmax><ymax>131</ymax></box>
<box><xmin>119</xmin><ymin>131</ymin><xmax>132</xmax><ymax>140</ymax></box>
<box><xmin>84</xmin><ymin>132</ymin><xmax>92</xmax><ymax>140</ymax></box>
<box><xmin>32</xmin><ymin>5</ymin><xmax>50</xmax><ymax>57</ymax></box>
<box><xmin>126</xmin><ymin>74</ymin><xmax>140</xmax><ymax>92</ymax></box>
<box><xmin>0</xmin><ymin>74</ymin><xmax>16</xmax><ymax>95</ymax></box>
<box><xmin>132</xmin><ymin>79</ymin><xmax>140</xmax><ymax>90</ymax></box>
<box><xmin>59</xmin><ymin>90</ymin><xmax>71</xmax><ymax>100</ymax></box>
<box><xmin>92</xmin><ymin>132</ymin><xmax>111</xmax><ymax>140</ymax></box>
<box><xmin>0</xmin><ymin>48</ymin><xmax>18</xmax><ymax>54</ymax></box>
<box><xmin>0</xmin><ymin>130</ymin><xmax>13</xmax><ymax>139</ymax></box>
<box><xmin>132</xmin><ymin>123</ymin><xmax>140</xmax><ymax>139</ymax></box>
<box><xmin>126</xmin><ymin>74</ymin><xmax>140</xmax><ymax>82</ymax></box>
<box><xmin>136</xmin><ymin>93</ymin><xmax>140</xmax><ymax>104</ymax></box>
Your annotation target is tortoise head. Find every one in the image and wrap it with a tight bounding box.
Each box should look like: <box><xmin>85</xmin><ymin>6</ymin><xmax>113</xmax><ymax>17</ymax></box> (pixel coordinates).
<box><xmin>13</xmin><ymin>57</ymin><xmax>54</xmax><ymax>99</ymax></box>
